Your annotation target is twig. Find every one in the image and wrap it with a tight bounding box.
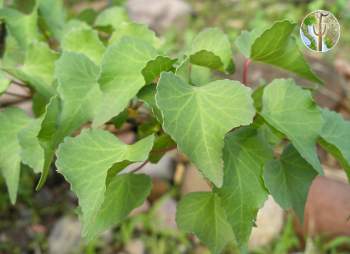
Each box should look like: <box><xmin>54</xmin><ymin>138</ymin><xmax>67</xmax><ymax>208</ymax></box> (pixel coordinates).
<box><xmin>11</xmin><ymin>80</ymin><xmax>27</xmax><ymax>87</ymax></box>
<box><xmin>0</xmin><ymin>97</ymin><xmax>31</xmax><ymax>107</ymax></box>
<box><xmin>242</xmin><ymin>59</ymin><xmax>251</xmax><ymax>85</ymax></box>
<box><xmin>131</xmin><ymin>160</ymin><xmax>149</xmax><ymax>173</ymax></box>
<box><xmin>4</xmin><ymin>91</ymin><xmax>31</xmax><ymax>99</ymax></box>
<box><xmin>130</xmin><ymin>146</ymin><xmax>177</xmax><ymax>174</ymax></box>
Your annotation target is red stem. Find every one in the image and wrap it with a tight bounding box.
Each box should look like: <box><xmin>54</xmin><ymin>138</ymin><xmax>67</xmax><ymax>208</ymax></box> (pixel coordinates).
<box><xmin>131</xmin><ymin>160</ymin><xmax>149</xmax><ymax>173</ymax></box>
<box><xmin>242</xmin><ymin>59</ymin><xmax>251</xmax><ymax>85</ymax></box>
<box><xmin>130</xmin><ymin>146</ymin><xmax>177</xmax><ymax>173</ymax></box>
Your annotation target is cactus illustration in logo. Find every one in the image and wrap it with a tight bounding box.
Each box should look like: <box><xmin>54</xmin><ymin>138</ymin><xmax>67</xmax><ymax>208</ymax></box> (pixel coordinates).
<box><xmin>300</xmin><ymin>10</ymin><xmax>340</xmax><ymax>52</ymax></box>
<box><xmin>312</xmin><ymin>11</ymin><xmax>329</xmax><ymax>52</ymax></box>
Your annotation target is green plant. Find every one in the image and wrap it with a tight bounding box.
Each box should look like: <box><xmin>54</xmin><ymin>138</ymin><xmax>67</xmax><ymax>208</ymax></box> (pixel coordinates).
<box><xmin>0</xmin><ymin>1</ymin><xmax>350</xmax><ymax>254</ymax></box>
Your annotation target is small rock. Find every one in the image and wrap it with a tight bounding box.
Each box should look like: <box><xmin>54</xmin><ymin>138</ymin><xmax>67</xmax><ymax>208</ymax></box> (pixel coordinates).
<box><xmin>181</xmin><ymin>165</ymin><xmax>211</xmax><ymax>195</ymax></box>
<box><xmin>149</xmin><ymin>178</ymin><xmax>170</xmax><ymax>201</ymax></box>
<box><xmin>298</xmin><ymin>176</ymin><xmax>350</xmax><ymax>237</ymax></box>
<box><xmin>48</xmin><ymin>216</ymin><xmax>81</xmax><ymax>254</ymax></box>
<box><xmin>125</xmin><ymin>239</ymin><xmax>145</xmax><ymax>254</ymax></box>
<box><xmin>249</xmin><ymin>196</ymin><xmax>284</xmax><ymax>249</ymax></box>
<box><xmin>143</xmin><ymin>152</ymin><xmax>176</xmax><ymax>179</ymax></box>
<box><xmin>117</xmin><ymin>130</ymin><xmax>136</xmax><ymax>144</ymax></box>
<box><xmin>127</xmin><ymin>0</ymin><xmax>191</xmax><ymax>32</ymax></box>
<box><xmin>154</xmin><ymin>197</ymin><xmax>177</xmax><ymax>231</ymax></box>
<box><xmin>194</xmin><ymin>246</ymin><xmax>210</xmax><ymax>254</ymax></box>
<box><xmin>324</xmin><ymin>167</ymin><xmax>348</xmax><ymax>183</ymax></box>
<box><xmin>100</xmin><ymin>229</ymin><xmax>114</xmax><ymax>244</ymax></box>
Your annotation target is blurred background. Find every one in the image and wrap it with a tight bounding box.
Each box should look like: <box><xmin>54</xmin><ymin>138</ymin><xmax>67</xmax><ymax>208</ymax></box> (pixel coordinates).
<box><xmin>1</xmin><ymin>0</ymin><xmax>350</xmax><ymax>253</ymax></box>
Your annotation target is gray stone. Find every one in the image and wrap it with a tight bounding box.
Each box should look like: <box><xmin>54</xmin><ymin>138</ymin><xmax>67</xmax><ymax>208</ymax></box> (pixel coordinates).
<box><xmin>127</xmin><ymin>0</ymin><xmax>191</xmax><ymax>32</ymax></box>
<box><xmin>125</xmin><ymin>239</ymin><xmax>145</xmax><ymax>254</ymax></box>
<box><xmin>324</xmin><ymin>167</ymin><xmax>348</xmax><ymax>183</ymax></box>
<box><xmin>100</xmin><ymin>229</ymin><xmax>114</xmax><ymax>245</ymax></box>
<box><xmin>48</xmin><ymin>216</ymin><xmax>81</xmax><ymax>254</ymax></box>
<box><xmin>181</xmin><ymin>164</ymin><xmax>211</xmax><ymax>195</ymax></box>
<box><xmin>249</xmin><ymin>196</ymin><xmax>284</xmax><ymax>249</ymax></box>
<box><xmin>154</xmin><ymin>197</ymin><xmax>177</xmax><ymax>231</ymax></box>
<box><xmin>302</xmin><ymin>176</ymin><xmax>350</xmax><ymax>237</ymax></box>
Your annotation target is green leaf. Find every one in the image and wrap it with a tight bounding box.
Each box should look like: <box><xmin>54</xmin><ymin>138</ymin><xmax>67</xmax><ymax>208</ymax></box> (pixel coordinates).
<box><xmin>58</xmin><ymin>37</ymin><xmax>172</xmax><ymax>129</ymax></box>
<box><xmin>62</xmin><ymin>27</ymin><xmax>105</xmax><ymax>64</ymax></box>
<box><xmin>261</xmin><ymin>79</ymin><xmax>323</xmax><ymax>174</ymax></box>
<box><xmin>142</xmin><ymin>56</ymin><xmax>177</xmax><ymax>84</ymax></box>
<box><xmin>94</xmin><ymin>6</ymin><xmax>128</xmax><ymax>29</ymax></box>
<box><xmin>216</xmin><ymin>127</ymin><xmax>273</xmax><ymax>246</ymax></box>
<box><xmin>18</xmin><ymin>96</ymin><xmax>60</xmax><ymax>177</ymax></box>
<box><xmin>92</xmin><ymin>37</ymin><xmax>158</xmax><ymax>127</ymax></box>
<box><xmin>18</xmin><ymin>118</ymin><xmax>45</xmax><ymax>174</ymax></box>
<box><xmin>56</xmin><ymin>129</ymin><xmax>154</xmax><ymax>239</ymax></box>
<box><xmin>319</xmin><ymin>109</ymin><xmax>350</xmax><ymax>181</ymax></box>
<box><xmin>176</xmin><ymin>57</ymin><xmax>212</xmax><ymax>86</ymax></box>
<box><xmin>55</xmin><ymin>52</ymin><xmax>102</xmax><ymax>140</ymax></box>
<box><xmin>176</xmin><ymin>192</ymin><xmax>235</xmax><ymax>254</ymax></box>
<box><xmin>0</xmin><ymin>108</ymin><xmax>30</xmax><ymax>204</ymax></box>
<box><xmin>0</xmin><ymin>71</ymin><xmax>10</xmax><ymax>94</ymax></box>
<box><xmin>38</xmin><ymin>0</ymin><xmax>65</xmax><ymax>40</ymax></box>
<box><xmin>137</xmin><ymin>84</ymin><xmax>163</xmax><ymax>122</ymax></box>
<box><xmin>148</xmin><ymin>134</ymin><xmax>176</xmax><ymax>163</ymax></box>
<box><xmin>84</xmin><ymin>173</ymin><xmax>152</xmax><ymax>240</ymax></box>
<box><xmin>252</xmin><ymin>84</ymin><xmax>265</xmax><ymax>112</ymax></box>
<box><xmin>36</xmin><ymin>97</ymin><xmax>62</xmax><ymax>188</ymax></box>
<box><xmin>238</xmin><ymin>20</ymin><xmax>321</xmax><ymax>83</ymax></box>
<box><xmin>32</xmin><ymin>92</ymin><xmax>48</xmax><ymax>116</ymax></box>
<box><xmin>109</xmin><ymin>22</ymin><xmax>160</xmax><ymax>48</ymax></box>
<box><xmin>259</xmin><ymin>122</ymin><xmax>284</xmax><ymax>146</ymax></box>
<box><xmin>264</xmin><ymin>144</ymin><xmax>317</xmax><ymax>220</ymax></box>
<box><xmin>77</xmin><ymin>8</ymin><xmax>97</xmax><ymax>25</ymax></box>
<box><xmin>110</xmin><ymin>109</ymin><xmax>128</xmax><ymax>129</ymax></box>
<box><xmin>2</xmin><ymin>35</ymin><xmax>25</xmax><ymax>67</ymax></box>
<box><xmin>62</xmin><ymin>19</ymin><xmax>90</xmax><ymax>34</ymax></box>
<box><xmin>190</xmin><ymin>28</ymin><xmax>234</xmax><ymax>73</ymax></box>
<box><xmin>0</xmin><ymin>7</ymin><xmax>39</xmax><ymax>49</ymax></box>
<box><xmin>235</xmin><ymin>28</ymin><xmax>263</xmax><ymax>58</ymax></box>
<box><xmin>156</xmin><ymin>72</ymin><xmax>255</xmax><ymax>186</ymax></box>
<box><xmin>4</xmin><ymin>41</ymin><xmax>58</xmax><ymax>97</ymax></box>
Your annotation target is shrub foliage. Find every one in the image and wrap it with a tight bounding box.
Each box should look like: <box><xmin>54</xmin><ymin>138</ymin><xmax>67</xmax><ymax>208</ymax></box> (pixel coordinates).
<box><xmin>0</xmin><ymin>1</ymin><xmax>349</xmax><ymax>253</ymax></box>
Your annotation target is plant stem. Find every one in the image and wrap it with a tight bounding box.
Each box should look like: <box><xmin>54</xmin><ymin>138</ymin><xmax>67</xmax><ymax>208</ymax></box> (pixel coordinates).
<box><xmin>131</xmin><ymin>160</ymin><xmax>149</xmax><ymax>173</ymax></box>
<box><xmin>0</xmin><ymin>97</ymin><xmax>31</xmax><ymax>107</ymax></box>
<box><xmin>242</xmin><ymin>59</ymin><xmax>251</xmax><ymax>85</ymax></box>
<box><xmin>11</xmin><ymin>80</ymin><xmax>27</xmax><ymax>87</ymax></box>
<box><xmin>130</xmin><ymin>146</ymin><xmax>177</xmax><ymax>173</ymax></box>
<box><xmin>4</xmin><ymin>91</ymin><xmax>31</xmax><ymax>99</ymax></box>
